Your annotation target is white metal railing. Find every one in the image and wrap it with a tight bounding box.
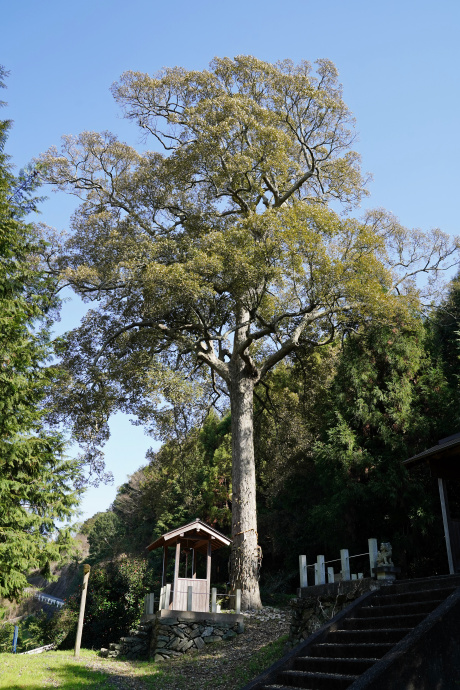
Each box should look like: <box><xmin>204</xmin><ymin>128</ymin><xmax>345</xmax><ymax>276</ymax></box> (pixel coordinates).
<box><xmin>299</xmin><ymin>538</ymin><xmax>378</xmax><ymax>588</ymax></box>
<box><xmin>20</xmin><ymin>643</ymin><xmax>56</xmax><ymax>655</ymax></box>
<box><xmin>34</xmin><ymin>593</ymin><xmax>65</xmax><ymax>608</ymax></box>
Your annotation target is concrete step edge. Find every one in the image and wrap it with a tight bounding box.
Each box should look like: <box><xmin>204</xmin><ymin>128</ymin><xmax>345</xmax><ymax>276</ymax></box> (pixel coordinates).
<box><xmin>281</xmin><ymin>669</ymin><xmax>359</xmax><ymax>680</ymax></box>
<box><xmin>298</xmin><ymin>656</ymin><xmax>380</xmax><ymax>662</ymax></box>
<box><xmin>332</xmin><ymin>627</ymin><xmax>413</xmax><ymax>633</ymax></box>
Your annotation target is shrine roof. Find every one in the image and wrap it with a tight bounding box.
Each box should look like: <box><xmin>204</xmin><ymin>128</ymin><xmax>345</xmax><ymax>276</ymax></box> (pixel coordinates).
<box><xmin>403</xmin><ymin>433</ymin><xmax>460</xmax><ymax>480</ymax></box>
<box><xmin>146</xmin><ymin>518</ymin><xmax>232</xmax><ymax>553</ymax></box>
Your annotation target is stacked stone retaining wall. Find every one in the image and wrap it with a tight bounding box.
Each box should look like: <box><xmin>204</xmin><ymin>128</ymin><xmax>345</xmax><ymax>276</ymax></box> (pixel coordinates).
<box><xmin>288</xmin><ymin>577</ymin><xmax>380</xmax><ymax>648</ymax></box>
<box><xmin>100</xmin><ymin>610</ymin><xmax>244</xmax><ymax>661</ymax></box>
<box><xmin>152</xmin><ymin>612</ymin><xmax>244</xmax><ymax>661</ymax></box>
<box><xmin>100</xmin><ymin>621</ymin><xmax>153</xmax><ymax>659</ymax></box>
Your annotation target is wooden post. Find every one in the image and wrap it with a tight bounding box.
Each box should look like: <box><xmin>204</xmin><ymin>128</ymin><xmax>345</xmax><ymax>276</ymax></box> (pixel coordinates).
<box><xmin>74</xmin><ymin>564</ymin><xmax>91</xmax><ymax>658</ymax></box>
<box><xmin>162</xmin><ymin>545</ymin><xmax>168</xmax><ymax>587</ymax></box>
<box><xmin>358</xmin><ymin>573</ymin><xmax>363</xmax><ymax>580</ymax></box>
<box><xmin>351</xmin><ymin>573</ymin><xmax>357</xmax><ymax>580</ymax></box>
<box><xmin>159</xmin><ymin>586</ymin><xmax>165</xmax><ymax>610</ymax></box>
<box><xmin>173</xmin><ymin>542</ymin><xmax>181</xmax><ymax>609</ymax></box>
<box><xmin>211</xmin><ymin>587</ymin><xmax>217</xmax><ymax>613</ymax></box>
<box><xmin>368</xmin><ymin>538</ymin><xmax>378</xmax><ymax>577</ymax></box>
<box><xmin>438</xmin><ymin>478</ymin><xmax>455</xmax><ymax>574</ymax></box>
<box><xmin>187</xmin><ymin>586</ymin><xmax>193</xmax><ymax>612</ymax></box>
<box><xmin>192</xmin><ymin>548</ymin><xmax>197</xmax><ymax>579</ymax></box>
<box><xmin>235</xmin><ymin>588</ymin><xmax>241</xmax><ymax>614</ymax></box>
<box><xmin>327</xmin><ymin>567</ymin><xmax>334</xmax><ymax>584</ymax></box>
<box><xmin>340</xmin><ymin>549</ymin><xmax>350</xmax><ymax>581</ymax></box>
<box><xmin>299</xmin><ymin>555</ymin><xmax>308</xmax><ymax>588</ymax></box>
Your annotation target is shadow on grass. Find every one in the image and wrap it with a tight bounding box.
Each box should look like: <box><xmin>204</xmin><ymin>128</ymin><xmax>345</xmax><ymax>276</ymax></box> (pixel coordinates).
<box><xmin>2</xmin><ymin>659</ymin><xmax>114</xmax><ymax>690</ymax></box>
<box><xmin>2</xmin><ymin>632</ymin><xmax>288</xmax><ymax>690</ymax></box>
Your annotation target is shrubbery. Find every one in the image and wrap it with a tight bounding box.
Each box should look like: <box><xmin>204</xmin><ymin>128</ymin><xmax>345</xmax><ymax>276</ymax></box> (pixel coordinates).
<box><xmin>0</xmin><ymin>610</ymin><xmax>51</xmax><ymax>653</ymax></box>
<box><xmin>51</xmin><ymin>557</ymin><xmax>159</xmax><ymax>649</ymax></box>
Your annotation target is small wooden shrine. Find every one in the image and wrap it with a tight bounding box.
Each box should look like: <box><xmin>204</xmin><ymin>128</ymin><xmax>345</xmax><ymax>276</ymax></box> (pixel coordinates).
<box><xmin>146</xmin><ymin>518</ymin><xmax>232</xmax><ymax>612</ymax></box>
<box><xmin>404</xmin><ymin>433</ymin><xmax>460</xmax><ymax>574</ymax></box>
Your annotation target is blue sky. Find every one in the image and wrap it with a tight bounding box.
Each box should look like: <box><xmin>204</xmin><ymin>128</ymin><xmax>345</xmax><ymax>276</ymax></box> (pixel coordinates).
<box><xmin>3</xmin><ymin>0</ymin><xmax>460</xmax><ymax>523</ymax></box>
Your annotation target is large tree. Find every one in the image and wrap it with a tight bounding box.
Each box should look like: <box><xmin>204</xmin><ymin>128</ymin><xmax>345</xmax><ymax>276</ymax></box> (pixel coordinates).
<box><xmin>0</xmin><ymin>69</ymin><xmax>80</xmax><ymax>599</ymax></box>
<box><xmin>42</xmin><ymin>56</ymin><xmax>458</xmax><ymax>608</ymax></box>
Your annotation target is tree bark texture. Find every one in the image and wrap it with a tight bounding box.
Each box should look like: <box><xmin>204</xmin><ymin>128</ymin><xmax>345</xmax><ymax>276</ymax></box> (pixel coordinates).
<box><xmin>229</xmin><ymin>310</ymin><xmax>263</xmax><ymax>610</ymax></box>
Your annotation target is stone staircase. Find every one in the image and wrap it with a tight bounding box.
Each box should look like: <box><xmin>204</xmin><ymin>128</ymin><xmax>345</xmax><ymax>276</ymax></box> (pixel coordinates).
<box><xmin>244</xmin><ymin>575</ymin><xmax>460</xmax><ymax>690</ymax></box>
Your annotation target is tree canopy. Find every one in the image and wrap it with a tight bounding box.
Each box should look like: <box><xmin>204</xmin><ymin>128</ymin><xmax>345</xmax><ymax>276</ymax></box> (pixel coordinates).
<box><xmin>42</xmin><ymin>56</ymin><xmax>458</xmax><ymax>607</ymax></box>
<box><xmin>0</xmin><ymin>70</ymin><xmax>80</xmax><ymax>599</ymax></box>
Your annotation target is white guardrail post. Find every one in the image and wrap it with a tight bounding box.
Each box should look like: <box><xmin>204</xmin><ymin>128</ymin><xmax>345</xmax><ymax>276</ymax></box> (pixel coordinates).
<box><xmin>317</xmin><ymin>555</ymin><xmax>326</xmax><ymax>585</ymax></box>
<box><xmin>146</xmin><ymin>593</ymin><xmax>155</xmax><ymax>615</ymax></box>
<box><xmin>235</xmin><ymin>589</ymin><xmax>241</xmax><ymax>614</ymax></box>
<box><xmin>165</xmin><ymin>583</ymin><xmax>171</xmax><ymax>609</ymax></box>
<box><xmin>368</xmin><ymin>538</ymin><xmax>378</xmax><ymax>576</ymax></box>
<box><xmin>299</xmin><ymin>555</ymin><xmax>308</xmax><ymax>588</ymax></box>
<box><xmin>211</xmin><ymin>587</ymin><xmax>217</xmax><ymax>613</ymax></box>
<box><xmin>341</xmin><ymin>549</ymin><xmax>350</xmax><ymax>581</ymax></box>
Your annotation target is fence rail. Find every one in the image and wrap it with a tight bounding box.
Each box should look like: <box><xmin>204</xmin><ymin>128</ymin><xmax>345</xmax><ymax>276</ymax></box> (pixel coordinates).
<box><xmin>143</xmin><ymin>586</ymin><xmax>242</xmax><ymax>615</ymax></box>
<box><xmin>19</xmin><ymin>643</ymin><xmax>55</xmax><ymax>655</ymax></box>
<box><xmin>33</xmin><ymin>593</ymin><xmax>65</xmax><ymax>608</ymax></box>
<box><xmin>299</xmin><ymin>538</ymin><xmax>378</xmax><ymax>588</ymax></box>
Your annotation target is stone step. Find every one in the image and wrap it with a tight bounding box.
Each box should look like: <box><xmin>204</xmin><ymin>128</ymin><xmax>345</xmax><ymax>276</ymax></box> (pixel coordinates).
<box><xmin>358</xmin><ymin>599</ymin><xmax>443</xmax><ymax>617</ymax></box>
<box><xmin>342</xmin><ymin>613</ymin><xmax>425</xmax><ymax>629</ymax></box>
<box><xmin>294</xmin><ymin>656</ymin><xmax>378</xmax><ymax>675</ymax></box>
<box><xmin>371</xmin><ymin>586</ymin><xmax>455</xmax><ymax>606</ymax></box>
<box><xmin>386</xmin><ymin>574</ymin><xmax>460</xmax><ymax>594</ymax></box>
<box><xmin>326</xmin><ymin>627</ymin><xmax>412</xmax><ymax>644</ymax></box>
<box><xmin>311</xmin><ymin>642</ymin><xmax>394</xmax><ymax>659</ymax></box>
<box><xmin>277</xmin><ymin>669</ymin><xmax>358</xmax><ymax>689</ymax></box>
<box><xmin>243</xmin><ymin>577</ymin><xmax>460</xmax><ymax>689</ymax></box>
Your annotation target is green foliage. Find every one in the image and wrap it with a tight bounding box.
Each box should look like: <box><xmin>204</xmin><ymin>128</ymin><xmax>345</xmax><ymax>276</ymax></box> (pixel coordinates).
<box><xmin>253</xmin><ymin>351</ymin><xmax>337</xmax><ymax>576</ymax></box>
<box><xmin>0</xmin><ymin>620</ymin><xmax>13</xmax><ymax>653</ymax></box>
<box><xmin>40</xmin><ymin>55</ymin><xmax>456</xmax><ymax>476</ymax></box>
<box><xmin>0</xmin><ymin>89</ymin><xmax>81</xmax><ymax>599</ymax></box>
<box><xmin>432</xmin><ymin>271</ymin><xmax>460</xmax><ymax>396</ymax></box>
<box><xmin>53</xmin><ymin>557</ymin><xmax>159</xmax><ymax>649</ymax></box>
<box><xmin>126</xmin><ymin>412</ymin><xmax>232</xmax><ymax>544</ymax></box>
<box><xmin>46</xmin><ymin>605</ymin><xmax>79</xmax><ymax>649</ymax></box>
<box><xmin>308</xmin><ymin>318</ymin><xmax>452</xmax><ymax>574</ymax></box>
<box><xmin>0</xmin><ymin>611</ymin><xmax>50</xmax><ymax>653</ymax></box>
<box><xmin>41</xmin><ymin>56</ymin><xmax>457</xmax><ymax>605</ymax></box>
<box><xmin>84</xmin><ymin>511</ymin><xmax>125</xmax><ymax>563</ymax></box>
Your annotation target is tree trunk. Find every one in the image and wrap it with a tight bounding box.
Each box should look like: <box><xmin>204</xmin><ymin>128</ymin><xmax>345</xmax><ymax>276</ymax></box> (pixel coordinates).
<box><xmin>229</xmin><ymin>349</ymin><xmax>263</xmax><ymax>610</ymax></box>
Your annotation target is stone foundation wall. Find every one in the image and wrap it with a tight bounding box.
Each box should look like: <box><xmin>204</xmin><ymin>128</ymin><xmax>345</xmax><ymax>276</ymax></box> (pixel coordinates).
<box><xmin>152</xmin><ymin>613</ymin><xmax>244</xmax><ymax>661</ymax></box>
<box><xmin>288</xmin><ymin>578</ymin><xmax>378</xmax><ymax>648</ymax></box>
<box><xmin>101</xmin><ymin>611</ymin><xmax>245</xmax><ymax>661</ymax></box>
<box><xmin>101</xmin><ymin>621</ymin><xmax>153</xmax><ymax>659</ymax></box>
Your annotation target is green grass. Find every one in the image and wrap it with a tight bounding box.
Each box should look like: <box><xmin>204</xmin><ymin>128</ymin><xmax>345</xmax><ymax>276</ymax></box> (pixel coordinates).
<box><xmin>0</xmin><ymin>634</ymin><xmax>289</xmax><ymax>690</ymax></box>
<box><xmin>0</xmin><ymin>650</ymin><xmax>114</xmax><ymax>689</ymax></box>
